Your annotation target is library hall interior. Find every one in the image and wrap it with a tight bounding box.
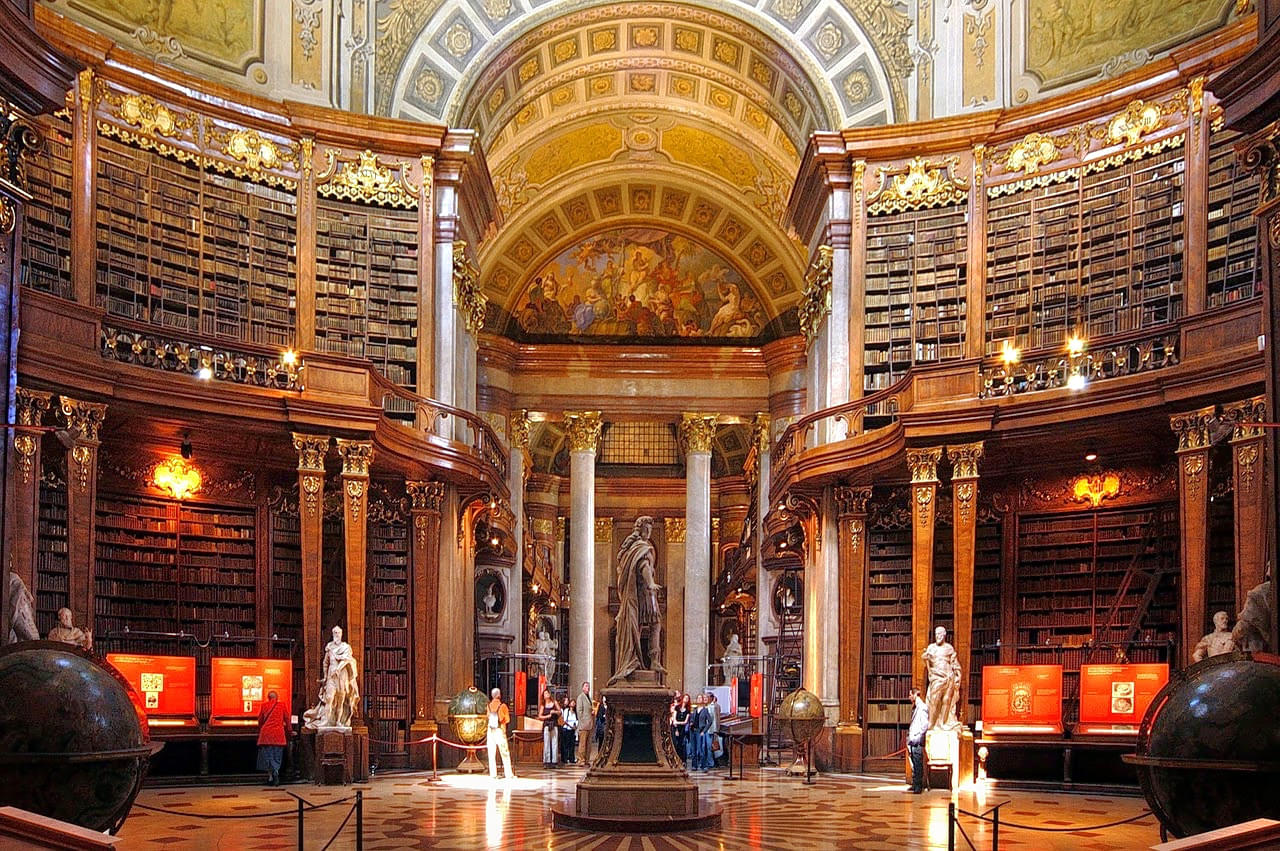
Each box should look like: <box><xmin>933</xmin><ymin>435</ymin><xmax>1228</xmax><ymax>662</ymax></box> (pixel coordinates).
<box><xmin>5</xmin><ymin>0</ymin><xmax>1280</xmax><ymax>848</ymax></box>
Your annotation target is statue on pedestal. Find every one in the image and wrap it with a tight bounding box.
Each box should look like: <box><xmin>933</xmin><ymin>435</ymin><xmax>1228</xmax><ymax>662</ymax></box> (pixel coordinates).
<box><xmin>1193</xmin><ymin>611</ymin><xmax>1236</xmax><ymax>662</ymax></box>
<box><xmin>6</xmin><ymin>572</ymin><xmax>37</xmax><ymax>644</ymax></box>
<box><xmin>1233</xmin><ymin>578</ymin><xmax>1274</xmax><ymax>653</ymax></box>
<box><xmin>722</xmin><ymin>632</ymin><xmax>744</xmax><ymax>682</ymax></box>
<box><xmin>531</xmin><ymin>628</ymin><xmax>556</xmax><ymax>679</ymax></box>
<box><xmin>47</xmin><ymin>607</ymin><xmax>92</xmax><ymax>650</ymax></box>
<box><xmin>922</xmin><ymin>625</ymin><xmax>962</xmax><ymax>731</ymax></box>
<box><xmin>610</xmin><ymin>516</ymin><xmax>663</xmax><ymax>684</ymax></box>
<box><xmin>304</xmin><ymin>625</ymin><xmax>360</xmax><ymax>730</ymax></box>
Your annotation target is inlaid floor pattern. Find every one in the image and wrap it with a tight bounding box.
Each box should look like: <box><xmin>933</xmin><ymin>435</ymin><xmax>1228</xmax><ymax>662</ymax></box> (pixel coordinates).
<box><xmin>119</xmin><ymin>765</ymin><xmax>1160</xmax><ymax>849</ymax></box>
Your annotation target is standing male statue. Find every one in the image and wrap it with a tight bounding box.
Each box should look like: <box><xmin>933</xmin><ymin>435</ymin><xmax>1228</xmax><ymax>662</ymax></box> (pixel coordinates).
<box><xmin>304</xmin><ymin>625</ymin><xmax>360</xmax><ymax>730</ymax></box>
<box><xmin>921</xmin><ymin>625</ymin><xmax>962</xmax><ymax>731</ymax></box>
<box><xmin>610</xmin><ymin>516</ymin><xmax>664</xmax><ymax>683</ymax></box>
<box><xmin>1193</xmin><ymin>611</ymin><xmax>1236</xmax><ymax>662</ymax></box>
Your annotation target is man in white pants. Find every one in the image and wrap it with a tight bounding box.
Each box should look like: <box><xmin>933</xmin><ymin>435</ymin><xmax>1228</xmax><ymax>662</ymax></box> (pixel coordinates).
<box><xmin>487</xmin><ymin>687</ymin><xmax>516</xmax><ymax>780</ymax></box>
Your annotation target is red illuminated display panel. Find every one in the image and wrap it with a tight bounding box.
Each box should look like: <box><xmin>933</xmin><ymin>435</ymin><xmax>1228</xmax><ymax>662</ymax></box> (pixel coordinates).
<box><xmin>210</xmin><ymin>658</ymin><xmax>292</xmax><ymax>723</ymax></box>
<box><xmin>1078</xmin><ymin>664</ymin><xmax>1168</xmax><ymax>729</ymax></box>
<box><xmin>982</xmin><ymin>665</ymin><xmax>1063</xmax><ymax>734</ymax></box>
<box><xmin>105</xmin><ymin>654</ymin><xmax>197</xmax><ymax>723</ymax></box>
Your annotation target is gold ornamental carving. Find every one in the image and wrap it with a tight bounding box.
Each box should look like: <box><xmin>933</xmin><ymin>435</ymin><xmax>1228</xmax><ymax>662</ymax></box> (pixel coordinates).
<box><xmin>906</xmin><ymin>447</ymin><xmax>942</xmax><ymax>483</ymax></box>
<box><xmin>453</xmin><ymin>242</ymin><xmax>487</xmax><ymax>335</ymax></box>
<box><xmin>1072</xmin><ymin>472</ymin><xmax>1121</xmax><ymax>508</ymax></box>
<box><xmin>345</xmin><ymin>479</ymin><xmax>367</xmax><ymax>524</ymax></box>
<box><xmin>57</xmin><ymin>397</ymin><xmax>107</xmax><ymax>445</ymax></box>
<box><xmin>594</xmin><ymin>517</ymin><xmax>613</xmax><ymax>543</ymax></box>
<box><xmin>1169</xmin><ymin>406</ymin><xmax>1216</xmax><ymax>451</ymax></box>
<box><xmin>509</xmin><ymin>409</ymin><xmax>532</xmax><ymax>449</ymax></box>
<box><xmin>14</xmin><ymin>432</ymin><xmax>38</xmax><ymax>485</ymax></box>
<box><xmin>947</xmin><ymin>441</ymin><xmax>984</xmax><ymax>480</ymax></box>
<box><xmin>1005</xmin><ymin>132</ymin><xmax>1060</xmax><ymax>176</ymax></box>
<box><xmin>317</xmin><ymin>148</ymin><xmax>417</xmax><ymax>209</ymax></box>
<box><xmin>531</xmin><ymin>518</ymin><xmax>554</xmax><ymax>537</ymax></box>
<box><xmin>1235</xmin><ymin>443</ymin><xmax>1260</xmax><ymax>495</ymax></box>
<box><xmin>300</xmin><ymin>475</ymin><xmax>322</xmax><ymax>518</ymax></box>
<box><xmin>680</xmin><ymin>413</ymin><xmax>717</xmax><ymax>454</ymax></box>
<box><xmin>912</xmin><ymin>484</ymin><xmax>935</xmax><ymax>527</ymax></box>
<box><xmin>564</xmin><ymin>411</ymin><xmax>604</xmax><ymax>453</ymax></box>
<box><xmin>1223</xmin><ymin>396</ymin><xmax>1266</xmax><ymax>442</ymax></box>
<box><xmin>70</xmin><ymin>445</ymin><xmax>93</xmax><ymax>492</ymax></box>
<box><xmin>868</xmin><ymin>156</ymin><xmax>968</xmax><ymax>215</ymax></box>
<box><xmin>1181</xmin><ymin>454</ymin><xmax>1206</xmax><ymax>499</ymax></box>
<box><xmin>834</xmin><ymin>485</ymin><xmax>872</xmax><ymax>517</ymax></box>
<box><xmin>14</xmin><ymin>389</ymin><xmax>52</xmax><ymax>486</ymax></box>
<box><xmin>0</xmin><ymin>199</ymin><xmax>14</xmax><ymax>235</ymax></box>
<box><xmin>300</xmin><ymin>137</ymin><xmax>315</xmax><ymax>178</ymax></box>
<box><xmin>556</xmin><ymin>516</ymin><xmax>567</xmax><ymax>540</ymax></box>
<box><xmin>336</xmin><ymin>439</ymin><xmax>375</xmax><ymax>476</ymax></box>
<box><xmin>292</xmin><ymin>433</ymin><xmax>330</xmax><ymax>473</ymax></box>
<box><xmin>848</xmin><ymin>517</ymin><xmax>865</xmax><ymax>551</ymax></box>
<box><xmin>223</xmin><ymin>128</ymin><xmax>283</xmax><ymax>172</ymax></box>
<box><xmin>797</xmin><ymin>245</ymin><xmax>833</xmax><ymax>347</ymax></box>
<box><xmin>1107</xmin><ymin>99</ymin><xmax>1163</xmax><ymax>147</ymax></box>
<box><xmin>665</xmin><ymin>517</ymin><xmax>687</xmax><ymax>543</ymax></box>
<box><xmin>752</xmin><ymin>412</ymin><xmax>772</xmax><ymax>455</ymax></box>
<box><xmin>116</xmin><ymin>93</ymin><xmax>181</xmax><ymax>138</ymax></box>
<box><xmin>406</xmin><ymin>480</ymin><xmax>445</xmax><ymax>512</ymax></box>
<box><xmin>954</xmin><ymin>481</ymin><xmax>976</xmax><ymax>525</ymax></box>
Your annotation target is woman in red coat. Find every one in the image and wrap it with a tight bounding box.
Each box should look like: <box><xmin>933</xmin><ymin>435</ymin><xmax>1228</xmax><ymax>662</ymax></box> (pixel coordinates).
<box><xmin>256</xmin><ymin>691</ymin><xmax>289</xmax><ymax>786</ymax></box>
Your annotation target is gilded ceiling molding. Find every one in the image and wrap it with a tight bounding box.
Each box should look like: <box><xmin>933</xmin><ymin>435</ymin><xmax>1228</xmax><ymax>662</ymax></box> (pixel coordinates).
<box><xmin>316</xmin><ymin>147</ymin><xmax>418</xmax><ymax>208</ymax></box>
<box><xmin>797</xmin><ymin>244</ymin><xmax>833</xmax><ymax>347</ymax></box>
<box><xmin>563</xmin><ymin>411</ymin><xmax>604</xmax><ymax>453</ymax></box>
<box><xmin>847</xmin><ymin>0</ymin><xmax>913</xmax><ymax>120</ymax></box>
<box><xmin>867</xmin><ymin>156</ymin><xmax>968</xmax><ymax>215</ymax></box>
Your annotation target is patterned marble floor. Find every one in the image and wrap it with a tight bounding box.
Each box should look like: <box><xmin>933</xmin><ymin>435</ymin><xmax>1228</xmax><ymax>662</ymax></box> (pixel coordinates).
<box><xmin>118</xmin><ymin>764</ymin><xmax>1162</xmax><ymax>849</ymax></box>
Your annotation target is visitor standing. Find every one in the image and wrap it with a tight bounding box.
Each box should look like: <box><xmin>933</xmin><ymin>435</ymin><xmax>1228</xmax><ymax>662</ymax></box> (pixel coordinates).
<box><xmin>593</xmin><ymin>694</ymin><xmax>608</xmax><ymax>755</ymax></box>
<box><xmin>907</xmin><ymin>686</ymin><xmax>929</xmax><ymax>793</ymax></box>
<box><xmin>255</xmin><ymin>690</ymin><xmax>288</xmax><ymax>786</ymax></box>
<box><xmin>707</xmin><ymin>693</ymin><xmax>722</xmax><ymax>768</ymax></box>
<box><xmin>673</xmin><ymin>693</ymin><xmax>692</xmax><ymax>763</ymax></box>
<box><xmin>538</xmin><ymin>688</ymin><xmax>561</xmax><ymax>767</ymax></box>
<box><xmin>486</xmin><ymin>687</ymin><xmax>516</xmax><ymax>780</ymax></box>
<box><xmin>561</xmin><ymin>696</ymin><xmax>578</xmax><ymax>764</ymax></box>
<box><xmin>691</xmin><ymin>694</ymin><xmax>712</xmax><ymax>771</ymax></box>
<box><xmin>575</xmin><ymin>682</ymin><xmax>595</xmax><ymax>764</ymax></box>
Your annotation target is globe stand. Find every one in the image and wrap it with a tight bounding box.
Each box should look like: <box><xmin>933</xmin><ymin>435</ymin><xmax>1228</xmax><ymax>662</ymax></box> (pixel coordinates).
<box><xmin>552</xmin><ymin>671</ymin><xmax>722</xmax><ymax>832</ymax></box>
<box><xmin>455</xmin><ymin>748</ymin><xmax>486</xmax><ymax>774</ymax></box>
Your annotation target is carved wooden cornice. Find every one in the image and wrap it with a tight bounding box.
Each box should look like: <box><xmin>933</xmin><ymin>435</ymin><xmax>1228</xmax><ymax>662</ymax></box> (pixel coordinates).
<box><xmin>563</xmin><ymin>411</ymin><xmax>604</xmax><ymax>454</ymax></box>
<box><xmin>868</xmin><ymin>156</ymin><xmax>968</xmax><ymax>215</ymax></box>
<box><xmin>834</xmin><ymin>485</ymin><xmax>872</xmax><ymax>517</ymax></box>
<box><xmin>407</xmin><ymin>480</ymin><xmax>446</xmax><ymax>512</ymax></box>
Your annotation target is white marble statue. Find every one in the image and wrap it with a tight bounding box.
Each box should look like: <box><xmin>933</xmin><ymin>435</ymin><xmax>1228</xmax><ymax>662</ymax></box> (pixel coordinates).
<box><xmin>303</xmin><ymin>625</ymin><xmax>360</xmax><ymax>730</ymax></box>
<box><xmin>1233</xmin><ymin>579</ymin><xmax>1274</xmax><ymax>653</ymax></box>
<box><xmin>922</xmin><ymin>625</ymin><xmax>962</xmax><ymax>731</ymax></box>
<box><xmin>47</xmin><ymin>607</ymin><xmax>92</xmax><ymax>650</ymax></box>
<box><xmin>722</xmin><ymin>632</ymin><xmax>744</xmax><ymax>682</ymax></box>
<box><xmin>482</xmin><ymin>582</ymin><xmax>498</xmax><ymax>617</ymax></box>
<box><xmin>1193</xmin><ymin>610</ymin><xmax>1236</xmax><ymax>662</ymax></box>
<box><xmin>6</xmin><ymin>572</ymin><xmax>37</xmax><ymax>644</ymax></box>
<box><xmin>531</xmin><ymin>628</ymin><xmax>556</xmax><ymax>678</ymax></box>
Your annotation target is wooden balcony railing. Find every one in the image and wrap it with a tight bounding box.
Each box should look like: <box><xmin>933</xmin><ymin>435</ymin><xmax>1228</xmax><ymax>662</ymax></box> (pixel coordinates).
<box><xmin>374</xmin><ymin>374</ymin><xmax>509</xmax><ymax>481</ymax></box>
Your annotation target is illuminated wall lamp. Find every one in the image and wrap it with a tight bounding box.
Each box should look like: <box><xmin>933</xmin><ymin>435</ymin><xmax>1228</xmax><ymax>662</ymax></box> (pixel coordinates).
<box><xmin>154</xmin><ymin>457</ymin><xmax>203</xmax><ymax>500</ymax></box>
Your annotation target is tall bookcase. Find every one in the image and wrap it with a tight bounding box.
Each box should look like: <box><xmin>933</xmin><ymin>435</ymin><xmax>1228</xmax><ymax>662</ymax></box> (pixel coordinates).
<box><xmin>864</xmin><ymin>522</ymin><xmax>912</xmax><ymax>758</ymax></box>
<box><xmin>969</xmin><ymin>521</ymin><xmax>1002</xmax><ymax>716</ymax></box>
<box><xmin>94</xmin><ymin>135</ymin><xmax>297</xmax><ymax>346</ymax></box>
<box><xmin>314</xmin><ymin>200</ymin><xmax>420</xmax><ymax>389</ymax></box>
<box><xmin>20</xmin><ymin>112</ymin><xmax>73</xmax><ymax>299</ymax></box>
<box><xmin>178</xmin><ymin>505</ymin><xmax>256</xmax><ymax>636</ymax></box>
<box><xmin>35</xmin><ymin>472</ymin><xmax>69</xmax><ymax>636</ymax></box>
<box><xmin>985</xmin><ymin>147</ymin><xmax>1185</xmax><ymax>354</ymax></box>
<box><xmin>270</xmin><ymin>500</ymin><xmax>305</xmax><ymax>714</ymax></box>
<box><xmin>1207</xmin><ymin>494</ymin><xmax>1235</xmax><ymax>619</ymax></box>
<box><xmin>863</xmin><ymin>205</ymin><xmax>967</xmax><ymax>392</ymax></box>
<box><xmin>367</xmin><ymin>514</ymin><xmax>410</xmax><ymax>768</ymax></box>
<box><xmin>1206</xmin><ymin>127</ymin><xmax>1261</xmax><ymax>308</ymax></box>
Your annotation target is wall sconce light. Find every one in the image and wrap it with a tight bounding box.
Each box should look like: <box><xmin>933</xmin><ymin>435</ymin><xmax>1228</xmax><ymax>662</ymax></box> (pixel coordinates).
<box><xmin>1066</xmin><ymin>335</ymin><xmax>1086</xmax><ymax>357</ymax></box>
<box><xmin>154</xmin><ymin>456</ymin><xmax>203</xmax><ymax>500</ymax></box>
<box><xmin>1000</xmin><ymin>340</ymin><xmax>1021</xmax><ymax>366</ymax></box>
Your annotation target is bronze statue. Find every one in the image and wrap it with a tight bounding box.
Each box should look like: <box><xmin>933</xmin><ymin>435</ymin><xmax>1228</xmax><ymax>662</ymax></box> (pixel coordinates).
<box><xmin>610</xmin><ymin>516</ymin><xmax>664</xmax><ymax>684</ymax></box>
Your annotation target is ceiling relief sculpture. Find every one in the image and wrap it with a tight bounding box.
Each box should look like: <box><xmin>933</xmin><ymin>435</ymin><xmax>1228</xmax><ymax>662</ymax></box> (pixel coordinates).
<box><xmin>60</xmin><ymin>0</ymin><xmax>264</xmax><ymax>70</ymax></box>
<box><xmin>507</xmin><ymin>226</ymin><xmax>770</xmax><ymax>342</ymax></box>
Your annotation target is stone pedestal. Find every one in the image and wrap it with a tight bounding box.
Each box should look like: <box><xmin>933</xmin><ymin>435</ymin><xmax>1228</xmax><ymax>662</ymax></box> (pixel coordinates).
<box><xmin>925</xmin><ymin>728</ymin><xmax>964</xmax><ymax>791</ymax></box>
<box><xmin>553</xmin><ymin>673</ymin><xmax>722</xmax><ymax>831</ymax></box>
<box><xmin>304</xmin><ymin>729</ymin><xmax>367</xmax><ymax>785</ymax></box>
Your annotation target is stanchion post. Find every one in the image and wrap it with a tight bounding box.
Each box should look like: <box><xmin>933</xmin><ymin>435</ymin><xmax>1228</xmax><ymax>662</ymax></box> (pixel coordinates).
<box><xmin>297</xmin><ymin>796</ymin><xmax>304</xmax><ymax>851</ymax></box>
<box><xmin>431</xmin><ymin>737</ymin><xmax>440</xmax><ymax>781</ymax></box>
<box><xmin>948</xmin><ymin>802</ymin><xmax>955</xmax><ymax>851</ymax></box>
<box><xmin>991</xmin><ymin>803</ymin><xmax>999</xmax><ymax>851</ymax></box>
<box><xmin>356</xmin><ymin>790</ymin><xmax>363</xmax><ymax>851</ymax></box>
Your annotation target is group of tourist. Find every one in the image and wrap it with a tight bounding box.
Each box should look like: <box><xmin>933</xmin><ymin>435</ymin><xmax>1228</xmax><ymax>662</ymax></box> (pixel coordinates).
<box><xmin>536</xmin><ymin>682</ymin><xmax>607</xmax><ymax>769</ymax></box>
<box><xmin>670</xmin><ymin>692</ymin><xmax>721</xmax><ymax>771</ymax></box>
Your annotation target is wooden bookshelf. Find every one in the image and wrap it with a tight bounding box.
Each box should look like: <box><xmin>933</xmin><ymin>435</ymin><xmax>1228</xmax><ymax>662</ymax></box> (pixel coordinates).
<box><xmin>985</xmin><ymin>147</ymin><xmax>1185</xmax><ymax>354</ymax></box>
<box><xmin>94</xmin><ymin>135</ymin><xmax>297</xmax><ymax>346</ymax></box>
<box><xmin>1206</xmin><ymin>494</ymin><xmax>1235</xmax><ymax>621</ymax></box>
<box><xmin>20</xmin><ymin>112</ymin><xmax>73</xmax><ymax>299</ymax></box>
<box><xmin>969</xmin><ymin>521</ymin><xmax>1002</xmax><ymax>715</ymax></box>
<box><xmin>932</xmin><ymin>519</ymin><xmax>954</xmax><ymax>628</ymax></box>
<box><xmin>35</xmin><ymin>472</ymin><xmax>69</xmax><ymax>636</ymax></box>
<box><xmin>314</xmin><ymin>199</ymin><xmax>420</xmax><ymax>391</ymax></box>
<box><xmin>863</xmin><ymin>205</ymin><xmax>967</xmax><ymax>392</ymax></box>
<box><xmin>269</xmin><ymin>500</ymin><xmax>306</xmax><ymax>715</ymax></box>
<box><xmin>864</xmin><ymin>523</ymin><xmax>912</xmax><ymax>758</ymax></box>
<box><xmin>178</xmin><ymin>504</ymin><xmax>257</xmax><ymax>636</ymax></box>
<box><xmin>367</xmin><ymin>513</ymin><xmax>410</xmax><ymax>768</ymax></box>
<box><xmin>1206</xmin><ymin>127</ymin><xmax>1261</xmax><ymax>308</ymax></box>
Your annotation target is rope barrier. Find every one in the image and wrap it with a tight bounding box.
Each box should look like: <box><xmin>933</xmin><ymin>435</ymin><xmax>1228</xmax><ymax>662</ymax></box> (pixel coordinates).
<box><xmin>132</xmin><ymin>795</ymin><xmax>354</xmax><ymax>820</ymax></box>
<box><xmin>958</xmin><ymin>808</ymin><xmax>1155</xmax><ymax>833</ymax></box>
<box><xmin>953</xmin><ymin>818</ymin><xmax>977</xmax><ymax>851</ymax></box>
<box><xmin>318</xmin><ymin>800</ymin><xmax>357</xmax><ymax>851</ymax></box>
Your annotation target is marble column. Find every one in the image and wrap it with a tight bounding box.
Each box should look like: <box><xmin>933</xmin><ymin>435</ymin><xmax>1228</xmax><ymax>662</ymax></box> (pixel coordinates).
<box><xmin>947</xmin><ymin>441</ymin><xmax>983</xmax><ymax>723</ymax></box>
<box><xmin>336</xmin><ymin>439</ymin><xmax>373</xmax><ymax>732</ymax></box>
<box><xmin>432</xmin><ymin>168</ymin><xmax>458</xmax><ymax>435</ymax></box>
<box><xmin>833</xmin><ymin>485</ymin><xmax>871</xmax><ymax>771</ymax></box>
<box><xmin>804</xmin><ymin>490</ymin><xmax>840</xmax><ymax>717</ymax></box>
<box><xmin>1224</xmin><ymin>397</ymin><xmax>1267</xmax><ymax>611</ymax></box>
<box><xmin>508</xmin><ymin>410</ymin><xmax>530</xmax><ymax>651</ymax></box>
<box><xmin>564</xmin><ymin>411</ymin><xmax>603</xmax><ymax>692</ymax></box>
<box><xmin>407</xmin><ymin>480</ymin><xmax>444</xmax><ymax>767</ymax></box>
<box><xmin>58</xmin><ymin>397</ymin><xmax>106</xmax><ymax>631</ymax></box>
<box><xmin>293</xmin><ymin>434</ymin><xmax>330</xmax><ymax>703</ymax></box>
<box><xmin>1171</xmin><ymin>407</ymin><xmax>1215</xmax><ymax>667</ymax></box>
<box><xmin>681</xmin><ymin>413</ymin><xmax>717</xmax><ymax>693</ymax></box>
<box><xmin>752</xmin><ymin>413</ymin><xmax>773</xmax><ymax>657</ymax></box>
<box><xmin>9</xmin><ymin>388</ymin><xmax>52</xmax><ymax>596</ymax></box>
<box><xmin>434</xmin><ymin>488</ymin><xmax>471</xmax><ymax>721</ymax></box>
<box><xmin>907</xmin><ymin>448</ymin><xmax>942</xmax><ymax>692</ymax></box>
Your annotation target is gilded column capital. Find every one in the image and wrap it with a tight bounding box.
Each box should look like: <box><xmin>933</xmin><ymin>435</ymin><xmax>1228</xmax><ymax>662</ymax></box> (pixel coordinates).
<box><xmin>336</xmin><ymin>439</ymin><xmax>374</xmax><ymax>477</ymax></box>
<box><xmin>563</xmin><ymin>411</ymin><xmax>604</xmax><ymax>453</ymax></box>
<box><xmin>947</xmin><ymin>441</ymin><xmax>984</xmax><ymax>480</ymax></box>
<box><xmin>1222</xmin><ymin>396</ymin><xmax>1266</xmax><ymax>442</ymax></box>
<box><xmin>16</xmin><ymin>388</ymin><xmax>52</xmax><ymax>427</ymax></box>
<box><xmin>556</xmin><ymin>516</ymin><xmax>567</xmax><ymax>540</ymax></box>
<box><xmin>14</xmin><ymin>388</ymin><xmax>52</xmax><ymax>486</ymax></box>
<box><xmin>509</xmin><ymin>409</ymin><xmax>532</xmax><ymax>450</ymax></box>
<box><xmin>680</xmin><ymin>413</ymin><xmax>718</xmax><ymax>454</ymax></box>
<box><xmin>665</xmin><ymin>517</ymin><xmax>687</xmax><ymax>543</ymax></box>
<box><xmin>406</xmin><ymin>480</ymin><xmax>445</xmax><ymax>512</ymax></box>
<box><xmin>752</xmin><ymin>412</ymin><xmax>772</xmax><ymax>455</ymax></box>
<box><xmin>834</xmin><ymin>485</ymin><xmax>872</xmax><ymax>517</ymax></box>
<box><xmin>292</xmin><ymin>433</ymin><xmax>330</xmax><ymax>473</ymax></box>
<box><xmin>594</xmin><ymin>518</ymin><xmax>613</xmax><ymax>543</ymax></box>
<box><xmin>1169</xmin><ymin>406</ymin><xmax>1217</xmax><ymax>452</ymax></box>
<box><xmin>906</xmin><ymin>447</ymin><xmax>943</xmax><ymax>483</ymax></box>
<box><xmin>56</xmin><ymin>397</ymin><xmax>107</xmax><ymax>444</ymax></box>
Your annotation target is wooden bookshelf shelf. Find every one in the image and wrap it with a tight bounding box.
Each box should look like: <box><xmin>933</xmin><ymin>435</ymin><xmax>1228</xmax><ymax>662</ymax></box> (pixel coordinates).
<box><xmin>20</xmin><ymin>112</ymin><xmax>73</xmax><ymax>299</ymax></box>
<box><xmin>367</xmin><ymin>510</ymin><xmax>410</xmax><ymax>768</ymax></box>
<box><xmin>1206</xmin><ymin>127</ymin><xmax>1260</xmax><ymax>308</ymax></box>
<box><xmin>864</xmin><ymin>520</ymin><xmax>912</xmax><ymax>758</ymax></box>
<box><xmin>35</xmin><ymin>473</ymin><xmax>69</xmax><ymax>636</ymax></box>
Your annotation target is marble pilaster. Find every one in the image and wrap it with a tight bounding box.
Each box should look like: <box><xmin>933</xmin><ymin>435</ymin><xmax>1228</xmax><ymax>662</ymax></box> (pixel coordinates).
<box><xmin>565</xmin><ymin>411</ymin><xmax>603</xmax><ymax>691</ymax></box>
<box><xmin>681</xmin><ymin>413</ymin><xmax>716</xmax><ymax>693</ymax></box>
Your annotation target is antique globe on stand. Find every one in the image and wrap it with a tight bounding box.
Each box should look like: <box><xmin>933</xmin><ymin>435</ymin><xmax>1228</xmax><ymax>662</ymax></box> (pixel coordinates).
<box><xmin>448</xmin><ymin>686</ymin><xmax>490</xmax><ymax>773</ymax></box>
<box><xmin>776</xmin><ymin>687</ymin><xmax>826</xmax><ymax>782</ymax></box>
<box><xmin>0</xmin><ymin>642</ymin><xmax>162</xmax><ymax>833</ymax></box>
<box><xmin>1124</xmin><ymin>652</ymin><xmax>1280</xmax><ymax>839</ymax></box>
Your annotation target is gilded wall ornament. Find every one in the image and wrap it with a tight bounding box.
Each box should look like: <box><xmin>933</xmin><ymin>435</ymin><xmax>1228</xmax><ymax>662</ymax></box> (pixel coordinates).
<box><xmin>797</xmin><ymin>244</ymin><xmax>833</xmax><ymax>347</ymax></box>
<box><xmin>452</xmin><ymin>241</ymin><xmax>487</xmax><ymax>335</ymax></box>
<box><xmin>116</xmin><ymin>93</ymin><xmax>181</xmax><ymax>137</ymax></box>
<box><xmin>954</xmin><ymin>481</ymin><xmax>976</xmax><ymax>524</ymax></box>
<box><xmin>406</xmin><ymin>480</ymin><xmax>445</xmax><ymax>512</ymax></box>
<box><xmin>1107</xmin><ymin>99</ymin><xmax>1163</xmax><ymax>146</ymax></box>
<box><xmin>1223</xmin><ymin>396</ymin><xmax>1266</xmax><ymax>442</ymax></box>
<box><xmin>71</xmin><ymin>445</ymin><xmax>93</xmax><ymax>492</ymax></box>
<box><xmin>1235</xmin><ymin>444</ymin><xmax>1260</xmax><ymax>494</ymax></box>
<box><xmin>680</xmin><ymin>413</ymin><xmax>718</xmax><ymax>454</ymax></box>
<box><xmin>594</xmin><ymin>517</ymin><xmax>613</xmax><ymax>543</ymax></box>
<box><xmin>1169</xmin><ymin>406</ymin><xmax>1216</xmax><ymax>451</ymax></box>
<box><xmin>752</xmin><ymin>412</ymin><xmax>772</xmax><ymax>455</ymax></box>
<box><xmin>1181</xmin><ymin>455</ymin><xmax>1205</xmax><ymax>498</ymax></box>
<box><xmin>337</xmin><ymin>439</ymin><xmax>374</xmax><ymax>476</ymax></box>
<box><xmin>318</xmin><ymin>148</ymin><xmax>416</xmax><ymax>208</ymax></box>
<box><xmin>1072</xmin><ymin>472</ymin><xmax>1121</xmax><ymax>508</ymax></box>
<box><xmin>913</xmin><ymin>484</ymin><xmax>935</xmax><ymax>526</ymax></box>
<box><xmin>224</xmin><ymin>127</ymin><xmax>282</xmax><ymax>171</ymax></box>
<box><xmin>14</xmin><ymin>389</ymin><xmax>52</xmax><ymax>486</ymax></box>
<box><xmin>947</xmin><ymin>441</ymin><xmax>984</xmax><ymax>479</ymax></box>
<box><xmin>345</xmin><ymin>479</ymin><xmax>367</xmax><ymax>523</ymax></box>
<box><xmin>665</xmin><ymin>517</ymin><xmax>687</xmax><ymax>543</ymax></box>
<box><xmin>292</xmin><ymin>433</ymin><xmax>330</xmax><ymax>473</ymax></box>
<box><xmin>1005</xmin><ymin>132</ymin><xmax>1060</xmax><ymax>176</ymax></box>
<box><xmin>564</xmin><ymin>411</ymin><xmax>604</xmax><ymax>453</ymax></box>
<box><xmin>868</xmin><ymin>156</ymin><xmax>968</xmax><ymax>215</ymax></box>
<box><xmin>509</xmin><ymin>409</ymin><xmax>532</xmax><ymax>449</ymax></box>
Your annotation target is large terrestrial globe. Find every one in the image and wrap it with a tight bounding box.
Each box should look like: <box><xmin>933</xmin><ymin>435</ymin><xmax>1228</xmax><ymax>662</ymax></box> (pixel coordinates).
<box><xmin>0</xmin><ymin>642</ymin><xmax>159</xmax><ymax>833</ymax></box>
<box><xmin>1128</xmin><ymin>652</ymin><xmax>1280</xmax><ymax>838</ymax></box>
<box><xmin>447</xmin><ymin>686</ymin><xmax>489</xmax><ymax>772</ymax></box>
<box><xmin>776</xmin><ymin>687</ymin><xmax>826</xmax><ymax>745</ymax></box>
